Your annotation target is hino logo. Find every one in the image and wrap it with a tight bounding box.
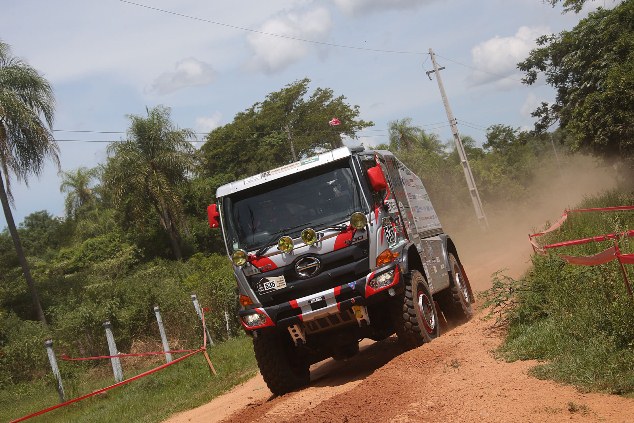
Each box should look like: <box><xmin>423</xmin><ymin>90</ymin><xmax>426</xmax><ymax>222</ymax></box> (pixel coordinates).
<box><xmin>295</xmin><ymin>256</ymin><xmax>321</xmax><ymax>278</ymax></box>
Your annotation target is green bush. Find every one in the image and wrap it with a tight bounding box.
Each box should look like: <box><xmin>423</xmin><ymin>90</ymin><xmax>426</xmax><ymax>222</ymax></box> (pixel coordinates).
<box><xmin>483</xmin><ymin>190</ymin><xmax>634</xmax><ymax>393</ymax></box>
<box><xmin>0</xmin><ymin>311</ymin><xmax>49</xmax><ymax>386</ymax></box>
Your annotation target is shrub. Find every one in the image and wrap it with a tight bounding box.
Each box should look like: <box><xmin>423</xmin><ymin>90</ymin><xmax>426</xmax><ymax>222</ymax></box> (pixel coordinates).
<box><xmin>482</xmin><ymin>190</ymin><xmax>634</xmax><ymax>393</ymax></box>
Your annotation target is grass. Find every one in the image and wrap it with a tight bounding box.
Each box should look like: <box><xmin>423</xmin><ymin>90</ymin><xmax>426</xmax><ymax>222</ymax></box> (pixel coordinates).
<box><xmin>481</xmin><ymin>190</ymin><xmax>634</xmax><ymax>394</ymax></box>
<box><xmin>1</xmin><ymin>335</ymin><xmax>258</xmax><ymax>423</ymax></box>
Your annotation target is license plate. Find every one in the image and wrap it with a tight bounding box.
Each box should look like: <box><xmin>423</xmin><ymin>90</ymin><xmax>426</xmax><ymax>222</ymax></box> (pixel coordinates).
<box><xmin>258</xmin><ymin>275</ymin><xmax>286</xmax><ymax>293</ymax></box>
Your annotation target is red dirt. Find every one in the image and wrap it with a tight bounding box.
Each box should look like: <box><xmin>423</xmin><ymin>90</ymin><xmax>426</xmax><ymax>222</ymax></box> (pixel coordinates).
<box><xmin>165</xmin><ymin>158</ymin><xmax>634</xmax><ymax>423</ymax></box>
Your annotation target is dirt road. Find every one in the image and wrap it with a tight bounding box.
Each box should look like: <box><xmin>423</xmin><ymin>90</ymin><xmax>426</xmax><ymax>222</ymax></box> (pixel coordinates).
<box><xmin>166</xmin><ymin>162</ymin><xmax>634</xmax><ymax>423</ymax></box>
<box><xmin>166</xmin><ymin>235</ymin><xmax>633</xmax><ymax>422</ymax></box>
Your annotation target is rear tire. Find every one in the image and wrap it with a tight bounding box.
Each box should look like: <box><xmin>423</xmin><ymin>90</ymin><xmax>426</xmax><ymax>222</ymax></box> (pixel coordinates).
<box><xmin>439</xmin><ymin>252</ymin><xmax>473</xmax><ymax>324</ymax></box>
<box><xmin>253</xmin><ymin>331</ymin><xmax>310</xmax><ymax>396</ymax></box>
<box><xmin>390</xmin><ymin>269</ymin><xmax>439</xmax><ymax>350</ymax></box>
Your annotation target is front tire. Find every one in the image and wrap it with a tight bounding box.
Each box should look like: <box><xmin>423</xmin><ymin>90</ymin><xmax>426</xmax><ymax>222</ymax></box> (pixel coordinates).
<box><xmin>253</xmin><ymin>330</ymin><xmax>310</xmax><ymax>396</ymax></box>
<box><xmin>390</xmin><ymin>269</ymin><xmax>439</xmax><ymax>349</ymax></box>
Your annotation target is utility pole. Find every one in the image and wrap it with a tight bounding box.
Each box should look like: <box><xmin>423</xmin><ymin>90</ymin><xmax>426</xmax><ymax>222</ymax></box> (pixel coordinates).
<box><xmin>427</xmin><ymin>48</ymin><xmax>488</xmax><ymax>228</ymax></box>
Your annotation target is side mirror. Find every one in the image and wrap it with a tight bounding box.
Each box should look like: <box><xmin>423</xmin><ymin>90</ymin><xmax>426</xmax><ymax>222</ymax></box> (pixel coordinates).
<box><xmin>207</xmin><ymin>204</ymin><xmax>220</xmax><ymax>228</ymax></box>
<box><xmin>367</xmin><ymin>165</ymin><xmax>388</xmax><ymax>192</ymax></box>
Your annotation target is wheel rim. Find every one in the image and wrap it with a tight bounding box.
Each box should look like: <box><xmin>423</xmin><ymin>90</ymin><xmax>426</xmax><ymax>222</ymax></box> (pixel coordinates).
<box><xmin>417</xmin><ymin>288</ymin><xmax>436</xmax><ymax>334</ymax></box>
<box><xmin>453</xmin><ymin>262</ymin><xmax>470</xmax><ymax>303</ymax></box>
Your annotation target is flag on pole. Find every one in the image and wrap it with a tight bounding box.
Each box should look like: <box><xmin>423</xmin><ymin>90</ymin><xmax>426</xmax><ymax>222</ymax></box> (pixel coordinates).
<box><xmin>329</xmin><ymin>117</ymin><xmax>341</xmax><ymax>126</ymax></box>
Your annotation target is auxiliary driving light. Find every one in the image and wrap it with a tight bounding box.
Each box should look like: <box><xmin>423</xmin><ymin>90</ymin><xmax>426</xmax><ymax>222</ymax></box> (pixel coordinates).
<box><xmin>232</xmin><ymin>249</ymin><xmax>248</xmax><ymax>267</ymax></box>
<box><xmin>242</xmin><ymin>313</ymin><xmax>268</xmax><ymax>328</ymax></box>
<box><xmin>301</xmin><ymin>228</ymin><xmax>318</xmax><ymax>245</ymax></box>
<box><xmin>278</xmin><ymin>236</ymin><xmax>294</xmax><ymax>253</ymax></box>
<box><xmin>350</xmin><ymin>212</ymin><xmax>368</xmax><ymax>229</ymax></box>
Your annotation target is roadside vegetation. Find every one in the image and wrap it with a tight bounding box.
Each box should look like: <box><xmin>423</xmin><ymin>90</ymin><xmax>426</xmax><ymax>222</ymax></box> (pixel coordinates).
<box><xmin>1</xmin><ymin>0</ymin><xmax>634</xmax><ymax>420</ymax></box>
<box><xmin>482</xmin><ymin>190</ymin><xmax>634</xmax><ymax>395</ymax></box>
<box><xmin>0</xmin><ymin>335</ymin><xmax>257</xmax><ymax>423</ymax></box>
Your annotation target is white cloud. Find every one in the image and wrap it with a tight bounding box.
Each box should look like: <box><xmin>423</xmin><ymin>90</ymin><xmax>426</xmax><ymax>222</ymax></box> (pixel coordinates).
<box><xmin>196</xmin><ymin>112</ymin><xmax>223</xmax><ymax>133</ymax></box>
<box><xmin>521</xmin><ymin>92</ymin><xmax>541</xmax><ymax>118</ymax></box>
<box><xmin>150</xmin><ymin>58</ymin><xmax>216</xmax><ymax>95</ymax></box>
<box><xmin>246</xmin><ymin>7</ymin><xmax>332</xmax><ymax>73</ymax></box>
<box><xmin>332</xmin><ymin>0</ymin><xmax>433</xmax><ymax>16</ymax></box>
<box><xmin>470</xmin><ymin>26</ymin><xmax>549</xmax><ymax>87</ymax></box>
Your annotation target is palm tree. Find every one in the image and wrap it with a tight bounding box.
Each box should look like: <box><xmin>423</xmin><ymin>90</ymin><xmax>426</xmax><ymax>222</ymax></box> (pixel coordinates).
<box><xmin>388</xmin><ymin>118</ymin><xmax>445</xmax><ymax>154</ymax></box>
<box><xmin>60</xmin><ymin>167</ymin><xmax>98</xmax><ymax>219</ymax></box>
<box><xmin>0</xmin><ymin>40</ymin><xmax>58</xmax><ymax>325</ymax></box>
<box><xmin>103</xmin><ymin>106</ymin><xmax>195</xmax><ymax>260</ymax></box>
<box><xmin>388</xmin><ymin>118</ymin><xmax>421</xmax><ymax>151</ymax></box>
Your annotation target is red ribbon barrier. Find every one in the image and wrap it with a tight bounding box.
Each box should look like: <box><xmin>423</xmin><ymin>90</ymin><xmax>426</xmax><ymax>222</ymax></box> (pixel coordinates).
<box><xmin>559</xmin><ymin>246</ymin><xmax>617</xmax><ymax>266</ymax></box>
<box><xmin>10</xmin><ymin>348</ymin><xmax>204</xmax><ymax>423</ymax></box>
<box><xmin>528</xmin><ymin>205</ymin><xmax>634</xmax><ymax>298</ymax></box>
<box><xmin>10</xmin><ymin>309</ymin><xmax>216</xmax><ymax>423</ymax></box>
<box><xmin>60</xmin><ymin>349</ymin><xmax>198</xmax><ymax>361</ymax></box>
<box><xmin>529</xmin><ymin>205</ymin><xmax>634</xmax><ymax>247</ymax></box>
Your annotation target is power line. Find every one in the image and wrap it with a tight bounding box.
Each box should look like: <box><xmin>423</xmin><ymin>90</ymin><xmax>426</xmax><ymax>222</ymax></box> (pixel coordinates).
<box><xmin>456</xmin><ymin>119</ymin><xmax>488</xmax><ymax>132</ymax></box>
<box><xmin>118</xmin><ymin>0</ymin><xmax>426</xmax><ymax>56</ymax></box>
<box><xmin>434</xmin><ymin>53</ymin><xmax>524</xmax><ymax>83</ymax></box>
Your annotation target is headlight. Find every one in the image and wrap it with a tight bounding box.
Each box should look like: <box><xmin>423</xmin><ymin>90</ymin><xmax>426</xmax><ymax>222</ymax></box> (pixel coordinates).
<box><xmin>350</xmin><ymin>212</ymin><xmax>367</xmax><ymax>229</ymax></box>
<box><xmin>232</xmin><ymin>249</ymin><xmax>248</xmax><ymax>266</ymax></box>
<box><xmin>242</xmin><ymin>313</ymin><xmax>268</xmax><ymax>328</ymax></box>
<box><xmin>277</xmin><ymin>236</ymin><xmax>294</xmax><ymax>253</ymax></box>
<box><xmin>301</xmin><ymin>228</ymin><xmax>318</xmax><ymax>245</ymax></box>
<box><xmin>368</xmin><ymin>270</ymin><xmax>395</xmax><ymax>289</ymax></box>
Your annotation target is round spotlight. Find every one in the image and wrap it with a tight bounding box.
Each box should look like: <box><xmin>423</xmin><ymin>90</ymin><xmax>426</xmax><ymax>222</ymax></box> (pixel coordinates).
<box><xmin>277</xmin><ymin>236</ymin><xmax>294</xmax><ymax>253</ymax></box>
<box><xmin>232</xmin><ymin>249</ymin><xmax>248</xmax><ymax>267</ymax></box>
<box><xmin>350</xmin><ymin>212</ymin><xmax>368</xmax><ymax>229</ymax></box>
<box><xmin>301</xmin><ymin>228</ymin><xmax>318</xmax><ymax>245</ymax></box>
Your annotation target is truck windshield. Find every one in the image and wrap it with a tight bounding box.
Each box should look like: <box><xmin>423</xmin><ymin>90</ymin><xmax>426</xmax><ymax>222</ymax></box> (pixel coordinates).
<box><xmin>223</xmin><ymin>160</ymin><xmax>365</xmax><ymax>252</ymax></box>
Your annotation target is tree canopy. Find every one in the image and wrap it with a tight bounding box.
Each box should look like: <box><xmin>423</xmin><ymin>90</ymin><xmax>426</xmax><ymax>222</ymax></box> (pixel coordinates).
<box><xmin>0</xmin><ymin>40</ymin><xmax>58</xmax><ymax>325</ymax></box>
<box><xmin>60</xmin><ymin>167</ymin><xmax>98</xmax><ymax>219</ymax></box>
<box><xmin>200</xmin><ymin>78</ymin><xmax>373</xmax><ymax>181</ymax></box>
<box><xmin>102</xmin><ymin>106</ymin><xmax>196</xmax><ymax>260</ymax></box>
<box><xmin>519</xmin><ymin>1</ymin><xmax>634</xmax><ymax>157</ymax></box>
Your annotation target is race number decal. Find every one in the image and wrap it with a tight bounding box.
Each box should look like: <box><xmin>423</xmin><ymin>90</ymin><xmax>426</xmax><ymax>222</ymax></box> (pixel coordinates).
<box><xmin>257</xmin><ymin>275</ymin><xmax>287</xmax><ymax>294</ymax></box>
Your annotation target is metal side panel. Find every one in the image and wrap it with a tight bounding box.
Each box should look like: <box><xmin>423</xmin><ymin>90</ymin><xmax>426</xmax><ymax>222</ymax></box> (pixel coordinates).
<box><xmin>418</xmin><ymin>236</ymin><xmax>450</xmax><ymax>294</ymax></box>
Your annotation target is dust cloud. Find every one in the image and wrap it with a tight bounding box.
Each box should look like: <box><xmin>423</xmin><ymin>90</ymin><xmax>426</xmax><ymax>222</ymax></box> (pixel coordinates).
<box><xmin>441</xmin><ymin>154</ymin><xmax>622</xmax><ymax>291</ymax></box>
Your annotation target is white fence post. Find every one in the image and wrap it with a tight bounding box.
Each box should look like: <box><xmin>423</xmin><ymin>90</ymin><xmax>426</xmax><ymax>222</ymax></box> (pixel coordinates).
<box><xmin>153</xmin><ymin>305</ymin><xmax>172</xmax><ymax>363</ymax></box>
<box><xmin>44</xmin><ymin>339</ymin><xmax>65</xmax><ymax>403</ymax></box>
<box><xmin>224</xmin><ymin>309</ymin><xmax>231</xmax><ymax>338</ymax></box>
<box><xmin>103</xmin><ymin>321</ymin><xmax>124</xmax><ymax>382</ymax></box>
<box><xmin>191</xmin><ymin>294</ymin><xmax>214</xmax><ymax>346</ymax></box>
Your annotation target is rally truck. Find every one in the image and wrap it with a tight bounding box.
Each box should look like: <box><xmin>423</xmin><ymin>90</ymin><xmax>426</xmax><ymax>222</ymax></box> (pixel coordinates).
<box><xmin>207</xmin><ymin>146</ymin><xmax>474</xmax><ymax>395</ymax></box>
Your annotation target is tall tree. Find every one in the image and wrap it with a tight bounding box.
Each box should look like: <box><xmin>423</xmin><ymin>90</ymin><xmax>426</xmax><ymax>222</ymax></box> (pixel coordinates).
<box><xmin>546</xmin><ymin>0</ymin><xmax>593</xmax><ymax>13</ymax></box>
<box><xmin>201</xmin><ymin>78</ymin><xmax>373</xmax><ymax>179</ymax></box>
<box><xmin>0</xmin><ymin>40</ymin><xmax>58</xmax><ymax>325</ymax></box>
<box><xmin>518</xmin><ymin>1</ymin><xmax>634</xmax><ymax>157</ymax></box>
<box><xmin>60</xmin><ymin>167</ymin><xmax>98</xmax><ymax>219</ymax></box>
<box><xmin>388</xmin><ymin>118</ymin><xmax>444</xmax><ymax>153</ymax></box>
<box><xmin>103</xmin><ymin>106</ymin><xmax>195</xmax><ymax>260</ymax></box>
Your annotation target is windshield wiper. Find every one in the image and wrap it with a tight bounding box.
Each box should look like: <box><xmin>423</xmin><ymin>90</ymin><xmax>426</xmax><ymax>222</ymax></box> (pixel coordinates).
<box><xmin>325</xmin><ymin>223</ymin><xmax>348</xmax><ymax>232</ymax></box>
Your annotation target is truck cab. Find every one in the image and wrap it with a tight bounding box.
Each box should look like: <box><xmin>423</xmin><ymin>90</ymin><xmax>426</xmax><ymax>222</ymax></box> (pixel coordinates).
<box><xmin>209</xmin><ymin>146</ymin><xmax>473</xmax><ymax>395</ymax></box>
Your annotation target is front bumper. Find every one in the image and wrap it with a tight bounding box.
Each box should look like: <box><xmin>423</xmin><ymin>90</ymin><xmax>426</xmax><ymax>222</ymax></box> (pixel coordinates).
<box><xmin>239</xmin><ymin>262</ymin><xmax>402</xmax><ymax>331</ymax></box>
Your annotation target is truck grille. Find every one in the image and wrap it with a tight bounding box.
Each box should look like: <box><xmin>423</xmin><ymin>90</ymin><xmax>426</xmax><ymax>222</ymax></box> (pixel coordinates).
<box><xmin>251</xmin><ymin>240</ymin><xmax>369</xmax><ymax>306</ymax></box>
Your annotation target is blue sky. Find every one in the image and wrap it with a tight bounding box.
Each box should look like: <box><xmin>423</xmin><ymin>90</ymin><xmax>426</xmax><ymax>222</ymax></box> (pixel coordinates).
<box><xmin>0</xmin><ymin>0</ymin><xmax>614</xmax><ymax>225</ymax></box>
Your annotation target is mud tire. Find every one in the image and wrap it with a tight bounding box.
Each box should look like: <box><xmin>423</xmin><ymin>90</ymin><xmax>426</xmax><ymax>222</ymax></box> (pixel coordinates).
<box><xmin>390</xmin><ymin>269</ymin><xmax>439</xmax><ymax>350</ymax></box>
<box><xmin>253</xmin><ymin>331</ymin><xmax>310</xmax><ymax>396</ymax></box>
<box><xmin>439</xmin><ymin>252</ymin><xmax>473</xmax><ymax>324</ymax></box>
